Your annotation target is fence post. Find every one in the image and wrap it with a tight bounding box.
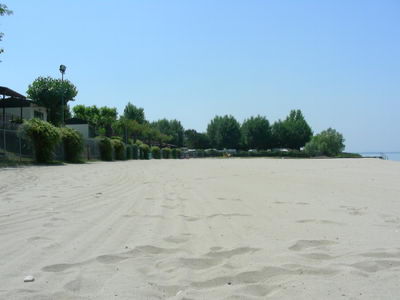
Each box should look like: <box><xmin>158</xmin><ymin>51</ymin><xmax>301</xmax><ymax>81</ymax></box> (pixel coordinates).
<box><xmin>19</xmin><ymin>134</ymin><xmax>22</xmax><ymax>162</ymax></box>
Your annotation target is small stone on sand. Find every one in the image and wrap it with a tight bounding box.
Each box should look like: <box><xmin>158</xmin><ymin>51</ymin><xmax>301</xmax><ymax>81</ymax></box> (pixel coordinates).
<box><xmin>24</xmin><ymin>275</ymin><xmax>35</xmax><ymax>282</ymax></box>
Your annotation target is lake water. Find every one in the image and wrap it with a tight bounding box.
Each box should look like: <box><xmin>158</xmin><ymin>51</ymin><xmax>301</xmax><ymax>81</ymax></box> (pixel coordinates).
<box><xmin>359</xmin><ymin>152</ymin><xmax>400</xmax><ymax>162</ymax></box>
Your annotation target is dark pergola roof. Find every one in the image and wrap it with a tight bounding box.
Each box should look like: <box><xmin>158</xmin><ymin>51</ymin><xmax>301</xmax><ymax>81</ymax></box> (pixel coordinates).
<box><xmin>0</xmin><ymin>97</ymin><xmax>34</xmax><ymax>108</ymax></box>
<box><xmin>0</xmin><ymin>86</ymin><xmax>26</xmax><ymax>99</ymax></box>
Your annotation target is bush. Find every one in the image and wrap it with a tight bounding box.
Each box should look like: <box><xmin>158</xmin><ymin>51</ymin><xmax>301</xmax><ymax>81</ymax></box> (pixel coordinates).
<box><xmin>126</xmin><ymin>145</ymin><xmax>132</xmax><ymax>159</ymax></box>
<box><xmin>151</xmin><ymin>146</ymin><xmax>161</xmax><ymax>159</ymax></box>
<box><xmin>59</xmin><ymin>127</ymin><xmax>84</xmax><ymax>163</ymax></box>
<box><xmin>19</xmin><ymin>119</ymin><xmax>61</xmax><ymax>163</ymax></box>
<box><xmin>336</xmin><ymin>152</ymin><xmax>362</xmax><ymax>158</ymax></box>
<box><xmin>111</xmin><ymin>137</ymin><xmax>126</xmax><ymax>160</ymax></box>
<box><xmin>139</xmin><ymin>143</ymin><xmax>150</xmax><ymax>160</ymax></box>
<box><xmin>131</xmin><ymin>144</ymin><xmax>139</xmax><ymax>159</ymax></box>
<box><xmin>162</xmin><ymin>147</ymin><xmax>171</xmax><ymax>159</ymax></box>
<box><xmin>97</xmin><ymin>136</ymin><xmax>113</xmax><ymax>161</ymax></box>
<box><xmin>175</xmin><ymin>148</ymin><xmax>182</xmax><ymax>159</ymax></box>
<box><xmin>196</xmin><ymin>149</ymin><xmax>205</xmax><ymax>157</ymax></box>
<box><xmin>304</xmin><ymin>128</ymin><xmax>345</xmax><ymax>157</ymax></box>
<box><xmin>204</xmin><ymin>149</ymin><xmax>223</xmax><ymax>157</ymax></box>
<box><xmin>232</xmin><ymin>150</ymin><xmax>309</xmax><ymax>158</ymax></box>
<box><xmin>171</xmin><ymin>148</ymin><xmax>177</xmax><ymax>159</ymax></box>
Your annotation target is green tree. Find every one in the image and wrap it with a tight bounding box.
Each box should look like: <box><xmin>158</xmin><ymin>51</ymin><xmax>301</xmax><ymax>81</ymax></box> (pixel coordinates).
<box><xmin>98</xmin><ymin>106</ymin><xmax>118</xmax><ymax>137</ymax></box>
<box><xmin>112</xmin><ymin>117</ymin><xmax>141</xmax><ymax>142</ymax></box>
<box><xmin>27</xmin><ymin>76</ymin><xmax>78</xmax><ymax>126</ymax></box>
<box><xmin>207</xmin><ymin>115</ymin><xmax>241</xmax><ymax>149</ymax></box>
<box><xmin>123</xmin><ymin>102</ymin><xmax>146</xmax><ymax>124</ymax></box>
<box><xmin>241</xmin><ymin>116</ymin><xmax>271</xmax><ymax>150</ymax></box>
<box><xmin>0</xmin><ymin>3</ymin><xmax>12</xmax><ymax>58</ymax></box>
<box><xmin>287</xmin><ymin>109</ymin><xmax>312</xmax><ymax>149</ymax></box>
<box><xmin>271</xmin><ymin>120</ymin><xmax>288</xmax><ymax>148</ymax></box>
<box><xmin>72</xmin><ymin>105</ymin><xmax>117</xmax><ymax>137</ymax></box>
<box><xmin>72</xmin><ymin>105</ymin><xmax>100</xmax><ymax>125</ymax></box>
<box><xmin>275</xmin><ymin>110</ymin><xmax>312</xmax><ymax>150</ymax></box>
<box><xmin>184</xmin><ymin>129</ymin><xmax>210</xmax><ymax>149</ymax></box>
<box><xmin>304</xmin><ymin>128</ymin><xmax>345</xmax><ymax>157</ymax></box>
<box><xmin>151</xmin><ymin>119</ymin><xmax>184</xmax><ymax>147</ymax></box>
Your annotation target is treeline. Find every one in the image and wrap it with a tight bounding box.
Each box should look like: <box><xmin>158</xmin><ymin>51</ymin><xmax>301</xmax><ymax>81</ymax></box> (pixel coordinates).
<box><xmin>72</xmin><ymin>103</ymin><xmax>185</xmax><ymax>147</ymax></box>
<box><xmin>71</xmin><ymin>103</ymin><xmax>315</xmax><ymax>152</ymax></box>
<box><xmin>24</xmin><ymin>76</ymin><xmax>350</xmax><ymax>161</ymax></box>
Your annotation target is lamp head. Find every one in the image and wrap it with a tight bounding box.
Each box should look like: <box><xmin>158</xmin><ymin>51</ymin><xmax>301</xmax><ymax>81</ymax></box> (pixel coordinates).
<box><xmin>59</xmin><ymin>64</ymin><xmax>66</xmax><ymax>74</ymax></box>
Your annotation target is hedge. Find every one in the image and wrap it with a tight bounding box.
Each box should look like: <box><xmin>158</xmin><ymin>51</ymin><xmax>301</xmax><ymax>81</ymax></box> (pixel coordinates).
<box><xmin>97</xmin><ymin>136</ymin><xmax>113</xmax><ymax>161</ymax></box>
<box><xmin>60</xmin><ymin>127</ymin><xmax>84</xmax><ymax>163</ymax></box>
<box><xmin>111</xmin><ymin>138</ymin><xmax>126</xmax><ymax>160</ymax></box>
<box><xmin>131</xmin><ymin>144</ymin><xmax>139</xmax><ymax>159</ymax></box>
<box><xmin>171</xmin><ymin>148</ymin><xmax>177</xmax><ymax>159</ymax></box>
<box><xmin>175</xmin><ymin>148</ymin><xmax>182</xmax><ymax>159</ymax></box>
<box><xmin>139</xmin><ymin>143</ymin><xmax>150</xmax><ymax>160</ymax></box>
<box><xmin>126</xmin><ymin>145</ymin><xmax>132</xmax><ymax>159</ymax></box>
<box><xmin>162</xmin><ymin>147</ymin><xmax>171</xmax><ymax>159</ymax></box>
<box><xmin>19</xmin><ymin>119</ymin><xmax>61</xmax><ymax>163</ymax></box>
<box><xmin>151</xmin><ymin>146</ymin><xmax>161</xmax><ymax>159</ymax></box>
<box><xmin>232</xmin><ymin>150</ymin><xmax>309</xmax><ymax>158</ymax></box>
<box><xmin>204</xmin><ymin>149</ymin><xmax>223</xmax><ymax>157</ymax></box>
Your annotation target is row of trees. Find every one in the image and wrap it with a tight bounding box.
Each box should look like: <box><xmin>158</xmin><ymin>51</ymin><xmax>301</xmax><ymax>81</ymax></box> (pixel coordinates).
<box><xmin>205</xmin><ymin>110</ymin><xmax>313</xmax><ymax>150</ymax></box>
<box><xmin>71</xmin><ymin>105</ymin><xmax>315</xmax><ymax>151</ymax></box>
<box><xmin>25</xmin><ymin>76</ymin><xmax>344</xmax><ymax>156</ymax></box>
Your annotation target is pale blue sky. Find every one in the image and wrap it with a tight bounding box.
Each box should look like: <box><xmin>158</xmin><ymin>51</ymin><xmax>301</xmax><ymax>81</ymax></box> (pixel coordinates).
<box><xmin>1</xmin><ymin>0</ymin><xmax>399</xmax><ymax>152</ymax></box>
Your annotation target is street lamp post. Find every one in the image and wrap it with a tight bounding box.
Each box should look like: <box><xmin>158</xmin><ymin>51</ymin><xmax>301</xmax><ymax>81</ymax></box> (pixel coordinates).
<box><xmin>59</xmin><ymin>64</ymin><xmax>66</xmax><ymax>126</ymax></box>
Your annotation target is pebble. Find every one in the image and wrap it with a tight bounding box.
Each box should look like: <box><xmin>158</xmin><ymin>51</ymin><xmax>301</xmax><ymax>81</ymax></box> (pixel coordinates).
<box><xmin>24</xmin><ymin>275</ymin><xmax>35</xmax><ymax>282</ymax></box>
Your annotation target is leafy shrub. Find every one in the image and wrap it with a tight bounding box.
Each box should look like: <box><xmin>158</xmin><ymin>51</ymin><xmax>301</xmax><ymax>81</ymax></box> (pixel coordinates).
<box><xmin>131</xmin><ymin>144</ymin><xmax>139</xmax><ymax>159</ymax></box>
<box><xmin>196</xmin><ymin>149</ymin><xmax>205</xmax><ymax>157</ymax></box>
<box><xmin>151</xmin><ymin>146</ymin><xmax>161</xmax><ymax>159</ymax></box>
<box><xmin>304</xmin><ymin>128</ymin><xmax>345</xmax><ymax>157</ymax></box>
<box><xmin>171</xmin><ymin>148</ymin><xmax>177</xmax><ymax>159</ymax></box>
<box><xmin>111</xmin><ymin>138</ymin><xmax>126</xmax><ymax>160</ymax></box>
<box><xmin>126</xmin><ymin>145</ymin><xmax>132</xmax><ymax>159</ymax></box>
<box><xmin>59</xmin><ymin>127</ymin><xmax>84</xmax><ymax>163</ymax></box>
<box><xmin>175</xmin><ymin>148</ymin><xmax>182</xmax><ymax>159</ymax></box>
<box><xmin>19</xmin><ymin>119</ymin><xmax>61</xmax><ymax>163</ymax></box>
<box><xmin>97</xmin><ymin>136</ymin><xmax>113</xmax><ymax>161</ymax></box>
<box><xmin>204</xmin><ymin>149</ymin><xmax>223</xmax><ymax>157</ymax></box>
<box><xmin>335</xmin><ymin>152</ymin><xmax>362</xmax><ymax>158</ymax></box>
<box><xmin>139</xmin><ymin>143</ymin><xmax>150</xmax><ymax>159</ymax></box>
<box><xmin>162</xmin><ymin>147</ymin><xmax>171</xmax><ymax>159</ymax></box>
<box><xmin>233</xmin><ymin>150</ymin><xmax>309</xmax><ymax>158</ymax></box>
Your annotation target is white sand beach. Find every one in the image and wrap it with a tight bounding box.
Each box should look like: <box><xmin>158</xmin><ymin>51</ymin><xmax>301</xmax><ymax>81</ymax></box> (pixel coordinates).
<box><xmin>0</xmin><ymin>158</ymin><xmax>400</xmax><ymax>299</ymax></box>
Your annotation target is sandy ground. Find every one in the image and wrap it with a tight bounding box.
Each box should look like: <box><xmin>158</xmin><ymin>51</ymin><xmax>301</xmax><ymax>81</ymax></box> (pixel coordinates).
<box><xmin>0</xmin><ymin>158</ymin><xmax>400</xmax><ymax>300</ymax></box>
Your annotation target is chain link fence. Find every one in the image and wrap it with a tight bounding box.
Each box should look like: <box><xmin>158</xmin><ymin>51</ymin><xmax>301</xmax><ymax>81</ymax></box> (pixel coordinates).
<box><xmin>0</xmin><ymin>128</ymin><xmax>101</xmax><ymax>163</ymax></box>
<box><xmin>0</xmin><ymin>128</ymin><xmax>34</xmax><ymax>162</ymax></box>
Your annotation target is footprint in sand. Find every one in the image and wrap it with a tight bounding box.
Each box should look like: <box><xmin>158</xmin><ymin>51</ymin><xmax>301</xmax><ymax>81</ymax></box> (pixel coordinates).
<box><xmin>289</xmin><ymin>240</ymin><xmax>337</xmax><ymax>251</ymax></box>
<box><xmin>205</xmin><ymin>247</ymin><xmax>258</xmax><ymax>259</ymax></box>
<box><xmin>163</xmin><ymin>236</ymin><xmax>189</xmax><ymax>244</ymax></box>
<box><xmin>28</xmin><ymin>236</ymin><xmax>51</xmax><ymax>242</ymax></box>
<box><xmin>96</xmin><ymin>255</ymin><xmax>127</xmax><ymax>264</ymax></box>
<box><xmin>300</xmin><ymin>253</ymin><xmax>336</xmax><ymax>260</ymax></box>
<box><xmin>42</xmin><ymin>262</ymin><xmax>82</xmax><ymax>272</ymax></box>
<box><xmin>296</xmin><ymin>219</ymin><xmax>344</xmax><ymax>225</ymax></box>
<box><xmin>206</xmin><ymin>213</ymin><xmax>250</xmax><ymax>219</ymax></box>
<box><xmin>179</xmin><ymin>215</ymin><xmax>200</xmax><ymax>222</ymax></box>
<box><xmin>350</xmin><ymin>260</ymin><xmax>400</xmax><ymax>273</ymax></box>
